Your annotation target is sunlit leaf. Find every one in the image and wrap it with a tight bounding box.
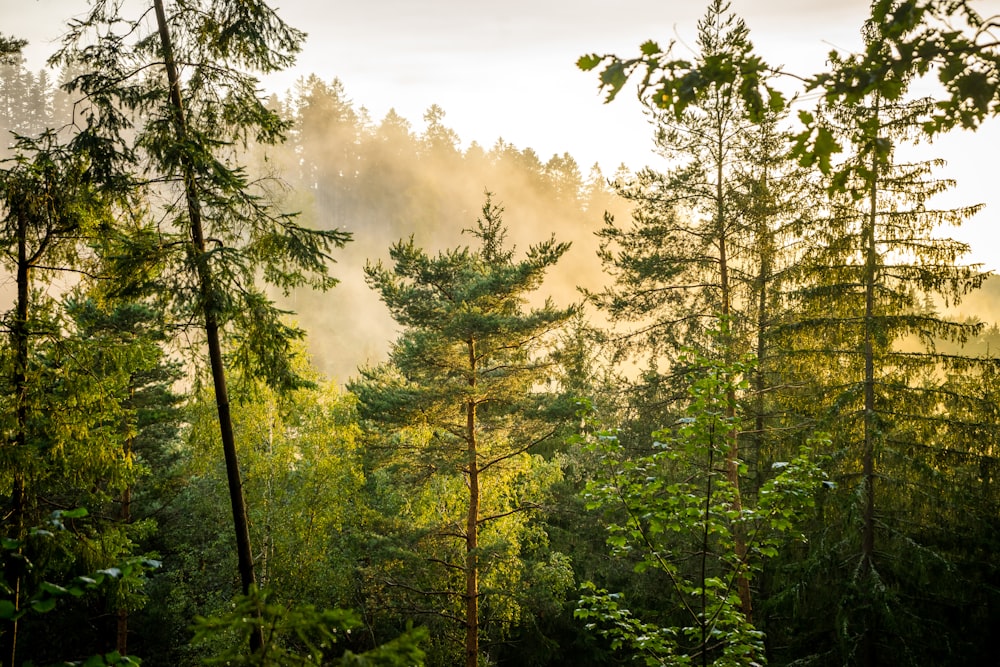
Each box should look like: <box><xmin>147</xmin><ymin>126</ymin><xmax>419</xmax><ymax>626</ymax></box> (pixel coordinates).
<box><xmin>577</xmin><ymin>53</ymin><xmax>602</xmax><ymax>71</ymax></box>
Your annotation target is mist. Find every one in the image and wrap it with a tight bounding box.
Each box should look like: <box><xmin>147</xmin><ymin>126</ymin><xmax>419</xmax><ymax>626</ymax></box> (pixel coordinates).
<box><xmin>262</xmin><ymin>75</ymin><xmax>631</xmax><ymax>382</ymax></box>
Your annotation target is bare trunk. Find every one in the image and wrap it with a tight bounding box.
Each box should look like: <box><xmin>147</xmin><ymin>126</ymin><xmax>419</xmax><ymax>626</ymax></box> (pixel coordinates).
<box><xmin>754</xmin><ymin>167</ymin><xmax>772</xmax><ymax>481</ymax></box>
<box><xmin>465</xmin><ymin>337</ymin><xmax>480</xmax><ymax>667</ymax></box>
<box><xmin>860</xmin><ymin>98</ymin><xmax>881</xmax><ymax>667</ymax></box>
<box><xmin>2</xmin><ymin>209</ymin><xmax>30</xmax><ymax>667</ymax></box>
<box><xmin>116</xmin><ymin>408</ymin><xmax>134</xmax><ymax>656</ymax></box>
<box><xmin>716</xmin><ymin>132</ymin><xmax>753</xmax><ymax>623</ymax></box>
<box><xmin>116</xmin><ymin>484</ymin><xmax>131</xmax><ymax>654</ymax></box>
<box><xmin>152</xmin><ymin>0</ymin><xmax>261</xmax><ymax>651</ymax></box>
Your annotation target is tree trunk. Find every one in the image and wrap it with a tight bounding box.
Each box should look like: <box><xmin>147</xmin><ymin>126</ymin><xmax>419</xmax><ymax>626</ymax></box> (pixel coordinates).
<box><xmin>2</xmin><ymin>209</ymin><xmax>30</xmax><ymax>667</ymax></box>
<box><xmin>860</xmin><ymin>98</ymin><xmax>881</xmax><ymax>667</ymax></box>
<box><xmin>700</xmin><ymin>423</ymin><xmax>715</xmax><ymax>667</ymax></box>
<box><xmin>716</xmin><ymin>129</ymin><xmax>753</xmax><ymax>623</ymax></box>
<box><xmin>116</xmin><ymin>483</ymin><xmax>131</xmax><ymax>654</ymax></box>
<box><xmin>465</xmin><ymin>336</ymin><xmax>480</xmax><ymax>667</ymax></box>
<box><xmin>152</xmin><ymin>0</ymin><xmax>261</xmax><ymax>651</ymax></box>
<box><xmin>116</xmin><ymin>403</ymin><xmax>134</xmax><ymax>656</ymax></box>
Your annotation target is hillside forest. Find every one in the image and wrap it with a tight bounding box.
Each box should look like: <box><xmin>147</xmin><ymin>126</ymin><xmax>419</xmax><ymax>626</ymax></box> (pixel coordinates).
<box><xmin>1</xmin><ymin>1</ymin><xmax>999</xmax><ymax>666</ymax></box>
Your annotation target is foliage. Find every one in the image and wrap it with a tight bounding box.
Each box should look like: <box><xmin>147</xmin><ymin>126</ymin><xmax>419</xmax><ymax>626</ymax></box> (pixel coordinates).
<box><xmin>578</xmin><ymin>0</ymin><xmax>1000</xmax><ymax>172</ymax></box>
<box><xmin>576</xmin><ymin>351</ymin><xmax>826</xmax><ymax>666</ymax></box>
<box><xmin>0</xmin><ymin>509</ymin><xmax>158</xmax><ymax>665</ymax></box>
<box><xmin>0</xmin><ymin>36</ymin><xmax>26</xmax><ymax>64</ymax></box>
<box><xmin>53</xmin><ymin>4</ymin><xmax>352</xmax><ymax>645</ymax></box>
<box><xmin>191</xmin><ymin>588</ymin><xmax>426</xmax><ymax>666</ymax></box>
<box><xmin>138</xmin><ymin>360</ymin><xmax>368</xmax><ymax>663</ymax></box>
<box><xmin>54</xmin><ymin>0</ymin><xmax>351</xmax><ymax>390</ymax></box>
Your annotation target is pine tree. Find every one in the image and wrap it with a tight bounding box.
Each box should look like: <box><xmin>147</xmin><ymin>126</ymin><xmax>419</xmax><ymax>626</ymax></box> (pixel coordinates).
<box><xmin>351</xmin><ymin>196</ymin><xmax>577</xmax><ymax>667</ymax></box>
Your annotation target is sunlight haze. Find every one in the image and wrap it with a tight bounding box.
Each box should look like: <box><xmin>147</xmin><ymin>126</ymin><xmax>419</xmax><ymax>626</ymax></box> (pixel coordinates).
<box><xmin>6</xmin><ymin>0</ymin><xmax>1000</xmax><ymax>271</ymax></box>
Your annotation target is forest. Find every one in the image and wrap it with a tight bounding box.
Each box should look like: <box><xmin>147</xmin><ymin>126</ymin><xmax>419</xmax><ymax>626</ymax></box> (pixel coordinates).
<box><xmin>1</xmin><ymin>0</ymin><xmax>999</xmax><ymax>665</ymax></box>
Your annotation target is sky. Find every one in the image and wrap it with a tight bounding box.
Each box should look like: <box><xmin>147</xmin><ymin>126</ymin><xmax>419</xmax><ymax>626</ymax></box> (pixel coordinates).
<box><xmin>5</xmin><ymin>0</ymin><xmax>1000</xmax><ymax>270</ymax></box>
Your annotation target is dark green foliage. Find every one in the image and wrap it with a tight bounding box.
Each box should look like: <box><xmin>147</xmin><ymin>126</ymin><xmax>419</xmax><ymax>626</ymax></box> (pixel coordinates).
<box><xmin>0</xmin><ymin>36</ymin><xmax>26</xmax><ymax>64</ymax></box>
<box><xmin>2</xmin><ymin>1</ymin><xmax>1000</xmax><ymax>664</ymax></box>
<box><xmin>576</xmin><ymin>351</ymin><xmax>825</xmax><ymax>666</ymax></box>
<box><xmin>54</xmin><ymin>0</ymin><xmax>350</xmax><ymax>391</ymax></box>
<box><xmin>0</xmin><ymin>509</ymin><xmax>159</xmax><ymax>666</ymax></box>
<box><xmin>761</xmin><ymin>35</ymin><xmax>994</xmax><ymax>667</ymax></box>
<box><xmin>191</xmin><ymin>588</ymin><xmax>427</xmax><ymax>666</ymax></box>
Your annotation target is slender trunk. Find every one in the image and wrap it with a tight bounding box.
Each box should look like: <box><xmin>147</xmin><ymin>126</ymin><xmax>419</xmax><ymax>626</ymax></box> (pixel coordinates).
<box><xmin>860</xmin><ymin>98</ymin><xmax>881</xmax><ymax>667</ymax></box>
<box><xmin>700</xmin><ymin>423</ymin><xmax>714</xmax><ymax>667</ymax></box>
<box><xmin>2</xmin><ymin>209</ymin><xmax>30</xmax><ymax>667</ymax></box>
<box><xmin>465</xmin><ymin>337</ymin><xmax>480</xmax><ymax>667</ymax></box>
<box><xmin>116</xmin><ymin>479</ymin><xmax>131</xmax><ymax>654</ymax></box>
<box><xmin>753</xmin><ymin>168</ymin><xmax>772</xmax><ymax>481</ymax></box>
<box><xmin>152</xmin><ymin>0</ymin><xmax>261</xmax><ymax>651</ymax></box>
<box><xmin>716</xmin><ymin>129</ymin><xmax>753</xmax><ymax>623</ymax></box>
<box><xmin>116</xmin><ymin>390</ymin><xmax>134</xmax><ymax>656</ymax></box>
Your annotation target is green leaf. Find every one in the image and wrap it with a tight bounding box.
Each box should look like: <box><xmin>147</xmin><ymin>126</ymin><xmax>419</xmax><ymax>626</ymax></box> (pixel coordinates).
<box><xmin>30</xmin><ymin>597</ymin><xmax>57</xmax><ymax>614</ymax></box>
<box><xmin>768</xmin><ymin>88</ymin><xmax>786</xmax><ymax>112</ymax></box>
<box><xmin>814</xmin><ymin>126</ymin><xmax>841</xmax><ymax>174</ymax></box>
<box><xmin>577</xmin><ymin>54</ymin><xmax>602</xmax><ymax>71</ymax></box>
<box><xmin>600</xmin><ymin>61</ymin><xmax>628</xmax><ymax>100</ymax></box>
<box><xmin>639</xmin><ymin>40</ymin><xmax>661</xmax><ymax>56</ymax></box>
<box><xmin>0</xmin><ymin>600</ymin><xmax>17</xmax><ymax>619</ymax></box>
<box><xmin>38</xmin><ymin>581</ymin><xmax>69</xmax><ymax>596</ymax></box>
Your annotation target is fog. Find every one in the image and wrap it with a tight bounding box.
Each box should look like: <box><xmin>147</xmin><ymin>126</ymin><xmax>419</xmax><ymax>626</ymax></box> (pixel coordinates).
<box><xmin>262</xmin><ymin>76</ymin><xmax>632</xmax><ymax>382</ymax></box>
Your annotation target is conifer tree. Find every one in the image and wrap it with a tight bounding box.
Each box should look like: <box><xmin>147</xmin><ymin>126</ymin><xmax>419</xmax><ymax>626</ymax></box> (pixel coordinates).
<box><xmin>351</xmin><ymin>196</ymin><xmax>577</xmax><ymax>667</ymax></box>
<box><xmin>772</xmin><ymin>91</ymin><xmax>988</xmax><ymax>667</ymax></box>
<box><xmin>0</xmin><ymin>131</ymin><xmax>115</xmax><ymax>667</ymax></box>
<box><xmin>54</xmin><ymin>4</ymin><xmax>350</xmax><ymax>651</ymax></box>
<box><xmin>585</xmin><ymin>1</ymin><xmax>805</xmax><ymax>620</ymax></box>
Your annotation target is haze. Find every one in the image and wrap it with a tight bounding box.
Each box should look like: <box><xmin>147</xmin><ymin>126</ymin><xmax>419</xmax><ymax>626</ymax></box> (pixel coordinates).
<box><xmin>5</xmin><ymin>0</ymin><xmax>1000</xmax><ymax>379</ymax></box>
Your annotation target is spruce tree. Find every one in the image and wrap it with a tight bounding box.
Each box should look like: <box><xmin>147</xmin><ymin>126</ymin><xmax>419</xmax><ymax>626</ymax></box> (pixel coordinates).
<box><xmin>585</xmin><ymin>1</ymin><xmax>806</xmax><ymax>620</ymax></box>
<box><xmin>0</xmin><ymin>131</ymin><xmax>115</xmax><ymax>667</ymax></box>
<box><xmin>54</xmin><ymin>4</ymin><xmax>350</xmax><ymax>652</ymax></box>
<box><xmin>772</xmin><ymin>90</ymin><xmax>988</xmax><ymax>666</ymax></box>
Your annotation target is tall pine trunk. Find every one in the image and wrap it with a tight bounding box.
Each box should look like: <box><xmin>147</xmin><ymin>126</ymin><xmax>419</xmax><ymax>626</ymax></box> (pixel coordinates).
<box><xmin>464</xmin><ymin>336</ymin><xmax>480</xmax><ymax>667</ymax></box>
<box><xmin>715</xmin><ymin>122</ymin><xmax>753</xmax><ymax>623</ymax></box>
<box><xmin>2</xmin><ymin>208</ymin><xmax>30</xmax><ymax>667</ymax></box>
<box><xmin>860</xmin><ymin>96</ymin><xmax>881</xmax><ymax>667</ymax></box>
<box><xmin>152</xmin><ymin>0</ymin><xmax>261</xmax><ymax>651</ymax></box>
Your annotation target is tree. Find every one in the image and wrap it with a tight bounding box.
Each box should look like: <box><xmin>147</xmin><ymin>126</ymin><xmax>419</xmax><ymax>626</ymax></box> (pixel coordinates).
<box><xmin>59</xmin><ymin>293</ymin><xmax>183</xmax><ymax>657</ymax></box>
<box><xmin>351</xmin><ymin>196</ymin><xmax>577</xmax><ymax>667</ymax></box>
<box><xmin>766</xmin><ymin>87</ymin><xmax>989</xmax><ymax>665</ymax></box>
<box><xmin>0</xmin><ymin>36</ymin><xmax>25</xmax><ymax>65</ymax></box>
<box><xmin>55</xmin><ymin>2</ymin><xmax>351</xmax><ymax>652</ymax></box>
<box><xmin>0</xmin><ymin>131</ymin><xmax>115</xmax><ymax>667</ymax></box>
<box><xmin>0</xmin><ymin>61</ymin><xmax>53</xmax><ymax>146</ymax></box>
<box><xmin>578</xmin><ymin>3</ymin><xmax>1000</xmax><ymax>662</ymax></box>
<box><xmin>577</xmin><ymin>349</ymin><xmax>825</xmax><ymax>667</ymax></box>
<box><xmin>584</xmin><ymin>1</ymin><xmax>808</xmax><ymax>621</ymax></box>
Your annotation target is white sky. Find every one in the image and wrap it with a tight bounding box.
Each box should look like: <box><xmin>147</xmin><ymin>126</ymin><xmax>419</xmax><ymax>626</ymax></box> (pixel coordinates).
<box><xmin>6</xmin><ymin>0</ymin><xmax>1000</xmax><ymax>270</ymax></box>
